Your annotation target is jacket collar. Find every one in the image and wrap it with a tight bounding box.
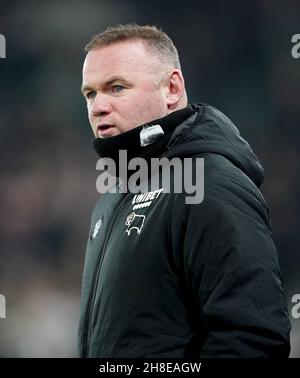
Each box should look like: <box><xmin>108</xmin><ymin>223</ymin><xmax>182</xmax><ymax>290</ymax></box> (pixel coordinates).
<box><xmin>92</xmin><ymin>105</ymin><xmax>196</xmax><ymax>162</ymax></box>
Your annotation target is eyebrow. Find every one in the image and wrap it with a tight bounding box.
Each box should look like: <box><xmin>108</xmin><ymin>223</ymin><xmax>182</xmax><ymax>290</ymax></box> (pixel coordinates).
<box><xmin>81</xmin><ymin>84</ymin><xmax>92</xmax><ymax>95</ymax></box>
<box><xmin>81</xmin><ymin>76</ymin><xmax>130</xmax><ymax>95</ymax></box>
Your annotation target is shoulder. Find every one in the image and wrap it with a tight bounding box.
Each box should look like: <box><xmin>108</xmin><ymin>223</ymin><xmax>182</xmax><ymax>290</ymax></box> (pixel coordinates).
<box><xmin>177</xmin><ymin>152</ymin><xmax>270</xmax><ymax>228</ymax></box>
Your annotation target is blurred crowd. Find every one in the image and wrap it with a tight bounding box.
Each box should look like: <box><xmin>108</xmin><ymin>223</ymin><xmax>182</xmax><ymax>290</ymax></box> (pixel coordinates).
<box><xmin>0</xmin><ymin>0</ymin><xmax>299</xmax><ymax>357</ymax></box>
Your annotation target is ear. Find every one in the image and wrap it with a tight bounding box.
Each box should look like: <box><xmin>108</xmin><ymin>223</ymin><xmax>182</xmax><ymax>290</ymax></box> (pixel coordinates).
<box><xmin>164</xmin><ymin>69</ymin><xmax>186</xmax><ymax>110</ymax></box>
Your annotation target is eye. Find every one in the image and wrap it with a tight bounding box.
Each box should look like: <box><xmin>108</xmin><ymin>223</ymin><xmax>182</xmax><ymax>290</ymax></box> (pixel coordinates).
<box><xmin>86</xmin><ymin>90</ymin><xmax>96</xmax><ymax>99</ymax></box>
<box><xmin>111</xmin><ymin>85</ymin><xmax>124</xmax><ymax>93</ymax></box>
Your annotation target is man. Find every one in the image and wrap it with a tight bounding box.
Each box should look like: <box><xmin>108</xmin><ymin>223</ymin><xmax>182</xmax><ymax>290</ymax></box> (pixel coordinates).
<box><xmin>78</xmin><ymin>24</ymin><xmax>291</xmax><ymax>358</ymax></box>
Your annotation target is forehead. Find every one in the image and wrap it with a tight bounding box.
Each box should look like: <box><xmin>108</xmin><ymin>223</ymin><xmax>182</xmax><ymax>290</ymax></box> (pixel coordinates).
<box><xmin>82</xmin><ymin>41</ymin><xmax>157</xmax><ymax>78</ymax></box>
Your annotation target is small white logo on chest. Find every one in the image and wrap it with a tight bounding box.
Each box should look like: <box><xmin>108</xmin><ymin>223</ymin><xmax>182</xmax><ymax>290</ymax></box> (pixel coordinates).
<box><xmin>125</xmin><ymin>212</ymin><xmax>145</xmax><ymax>236</ymax></box>
<box><xmin>92</xmin><ymin>219</ymin><xmax>102</xmax><ymax>239</ymax></box>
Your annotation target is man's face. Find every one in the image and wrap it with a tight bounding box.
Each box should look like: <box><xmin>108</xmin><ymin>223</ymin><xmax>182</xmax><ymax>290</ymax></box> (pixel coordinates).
<box><xmin>82</xmin><ymin>41</ymin><xmax>170</xmax><ymax>138</ymax></box>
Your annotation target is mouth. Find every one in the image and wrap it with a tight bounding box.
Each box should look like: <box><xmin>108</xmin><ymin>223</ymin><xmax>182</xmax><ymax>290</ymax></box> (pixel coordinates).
<box><xmin>96</xmin><ymin>124</ymin><xmax>115</xmax><ymax>138</ymax></box>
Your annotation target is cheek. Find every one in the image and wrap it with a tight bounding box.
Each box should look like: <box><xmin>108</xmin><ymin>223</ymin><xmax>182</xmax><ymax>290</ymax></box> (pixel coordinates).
<box><xmin>143</xmin><ymin>91</ymin><xmax>167</xmax><ymax>113</ymax></box>
<box><xmin>115</xmin><ymin>96</ymin><xmax>132</xmax><ymax>109</ymax></box>
<box><xmin>88</xmin><ymin>114</ymin><xmax>96</xmax><ymax>131</ymax></box>
<box><xmin>87</xmin><ymin>106</ymin><xmax>94</xmax><ymax>122</ymax></box>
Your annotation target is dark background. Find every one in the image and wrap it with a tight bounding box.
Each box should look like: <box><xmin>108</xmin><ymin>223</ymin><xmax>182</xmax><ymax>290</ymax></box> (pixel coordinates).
<box><xmin>0</xmin><ymin>0</ymin><xmax>299</xmax><ymax>357</ymax></box>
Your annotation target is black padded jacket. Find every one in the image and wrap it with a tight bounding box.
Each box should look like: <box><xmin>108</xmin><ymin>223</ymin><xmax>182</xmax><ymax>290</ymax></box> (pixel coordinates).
<box><xmin>78</xmin><ymin>103</ymin><xmax>291</xmax><ymax>358</ymax></box>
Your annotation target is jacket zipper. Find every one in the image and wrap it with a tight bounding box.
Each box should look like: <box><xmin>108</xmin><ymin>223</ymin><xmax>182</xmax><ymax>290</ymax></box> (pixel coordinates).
<box><xmin>83</xmin><ymin>193</ymin><xmax>128</xmax><ymax>357</ymax></box>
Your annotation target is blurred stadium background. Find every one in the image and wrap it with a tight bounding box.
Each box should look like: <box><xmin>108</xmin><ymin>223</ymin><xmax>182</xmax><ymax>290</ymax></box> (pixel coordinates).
<box><xmin>0</xmin><ymin>0</ymin><xmax>299</xmax><ymax>357</ymax></box>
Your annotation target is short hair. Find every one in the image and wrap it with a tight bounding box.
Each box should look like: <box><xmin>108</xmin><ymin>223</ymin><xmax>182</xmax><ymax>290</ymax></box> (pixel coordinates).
<box><xmin>84</xmin><ymin>24</ymin><xmax>181</xmax><ymax>70</ymax></box>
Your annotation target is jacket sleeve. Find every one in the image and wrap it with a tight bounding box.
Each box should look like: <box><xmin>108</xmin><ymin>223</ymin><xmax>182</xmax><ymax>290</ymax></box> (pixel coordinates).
<box><xmin>173</xmin><ymin>155</ymin><xmax>291</xmax><ymax>358</ymax></box>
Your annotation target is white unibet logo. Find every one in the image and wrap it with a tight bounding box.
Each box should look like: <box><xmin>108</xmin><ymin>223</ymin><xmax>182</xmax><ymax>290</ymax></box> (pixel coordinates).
<box><xmin>0</xmin><ymin>294</ymin><xmax>6</xmax><ymax>318</ymax></box>
<box><xmin>291</xmin><ymin>34</ymin><xmax>300</xmax><ymax>59</ymax></box>
<box><xmin>0</xmin><ymin>34</ymin><xmax>6</xmax><ymax>59</ymax></box>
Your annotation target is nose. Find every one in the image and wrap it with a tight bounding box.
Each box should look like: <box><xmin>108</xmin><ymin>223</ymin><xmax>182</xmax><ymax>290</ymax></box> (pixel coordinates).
<box><xmin>89</xmin><ymin>93</ymin><xmax>113</xmax><ymax>118</ymax></box>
